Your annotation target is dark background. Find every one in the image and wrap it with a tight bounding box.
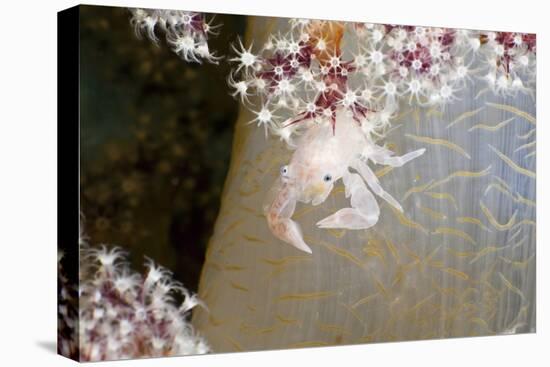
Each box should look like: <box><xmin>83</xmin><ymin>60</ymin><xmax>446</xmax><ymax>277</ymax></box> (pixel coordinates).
<box><xmin>79</xmin><ymin>5</ymin><xmax>246</xmax><ymax>291</ymax></box>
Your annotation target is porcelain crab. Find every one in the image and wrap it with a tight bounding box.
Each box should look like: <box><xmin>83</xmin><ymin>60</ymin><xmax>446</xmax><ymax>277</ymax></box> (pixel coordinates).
<box><xmin>265</xmin><ymin>108</ymin><xmax>425</xmax><ymax>253</ymax></box>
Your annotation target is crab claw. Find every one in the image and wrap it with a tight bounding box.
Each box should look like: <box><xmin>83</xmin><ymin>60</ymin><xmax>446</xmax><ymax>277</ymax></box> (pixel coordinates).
<box><xmin>317</xmin><ymin>208</ymin><xmax>378</xmax><ymax>230</ymax></box>
<box><xmin>266</xmin><ymin>182</ymin><xmax>312</xmax><ymax>254</ymax></box>
<box><xmin>273</xmin><ymin>220</ymin><xmax>312</xmax><ymax>253</ymax></box>
<box><xmin>317</xmin><ymin>172</ymin><xmax>380</xmax><ymax>230</ymax></box>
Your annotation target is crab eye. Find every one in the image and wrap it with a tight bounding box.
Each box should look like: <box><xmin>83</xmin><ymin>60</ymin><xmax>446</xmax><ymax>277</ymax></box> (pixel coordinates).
<box><xmin>323</xmin><ymin>174</ymin><xmax>332</xmax><ymax>182</ymax></box>
<box><xmin>280</xmin><ymin>165</ymin><xmax>289</xmax><ymax>176</ymax></box>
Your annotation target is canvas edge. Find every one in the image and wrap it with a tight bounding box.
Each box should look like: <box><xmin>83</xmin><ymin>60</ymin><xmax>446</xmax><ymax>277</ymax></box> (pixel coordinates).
<box><xmin>57</xmin><ymin>4</ymin><xmax>81</xmax><ymax>362</ymax></box>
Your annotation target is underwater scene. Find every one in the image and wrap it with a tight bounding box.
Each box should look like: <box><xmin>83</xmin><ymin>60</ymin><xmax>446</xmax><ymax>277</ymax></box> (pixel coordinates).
<box><xmin>59</xmin><ymin>5</ymin><xmax>536</xmax><ymax>361</ymax></box>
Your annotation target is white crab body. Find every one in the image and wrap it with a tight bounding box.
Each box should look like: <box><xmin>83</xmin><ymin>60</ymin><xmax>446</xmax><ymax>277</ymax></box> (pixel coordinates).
<box><xmin>266</xmin><ymin>109</ymin><xmax>425</xmax><ymax>253</ymax></box>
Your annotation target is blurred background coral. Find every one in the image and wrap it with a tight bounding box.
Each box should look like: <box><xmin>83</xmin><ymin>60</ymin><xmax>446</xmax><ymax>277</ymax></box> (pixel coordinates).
<box><xmin>79</xmin><ymin>5</ymin><xmax>246</xmax><ymax>292</ymax></box>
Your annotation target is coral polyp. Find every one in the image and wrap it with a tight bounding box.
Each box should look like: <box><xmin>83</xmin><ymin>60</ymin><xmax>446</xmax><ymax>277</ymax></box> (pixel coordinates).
<box><xmin>57</xmin><ymin>225</ymin><xmax>211</xmax><ymax>361</ymax></box>
<box><xmin>227</xmin><ymin>20</ymin><xmax>535</xmax><ymax>144</ymax></box>
<box><xmin>129</xmin><ymin>8</ymin><xmax>221</xmax><ymax>63</ymax></box>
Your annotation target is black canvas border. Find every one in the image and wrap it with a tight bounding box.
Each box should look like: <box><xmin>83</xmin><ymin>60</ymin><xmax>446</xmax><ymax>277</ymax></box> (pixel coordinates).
<box><xmin>57</xmin><ymin>4</ymin><xmax>80</xmax><ymax>362</ymax></box>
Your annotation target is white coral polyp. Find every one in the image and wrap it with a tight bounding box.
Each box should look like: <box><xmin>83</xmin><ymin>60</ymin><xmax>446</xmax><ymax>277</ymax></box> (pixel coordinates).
<box><xmin>79</xmin><ymin>244</ymin><xmax>210</xmax><ymax>361</ymax></box>
<box><xmin>130</xmin><ymin>8</ymin><xmax>219</xmax><ymax>64</ymax></box>
<box><xmin>225</xmin><ymin>20</ymin><xmax>533</xmax><ymax>147</ymax></box>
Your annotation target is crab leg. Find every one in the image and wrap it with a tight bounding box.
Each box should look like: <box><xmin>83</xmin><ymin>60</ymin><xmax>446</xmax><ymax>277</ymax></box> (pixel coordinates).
<box><xmin>266</xmin><ymin>183</ymin><xmax>312</xmax><ymax>253</ymax></box>
<box><xmin>369</xmin><ymin>147</ymin><xmax>426</xmax><ymax>167</ymax></box>
<box><xmin>353</xmin><ymin>157</ymin><xmax>404</xmax><ymax>212</ymax></box>
<box><xmin>317</xmin><ymin>171</ymin><xmax>380</xmax><ymax>229</ymax></box>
